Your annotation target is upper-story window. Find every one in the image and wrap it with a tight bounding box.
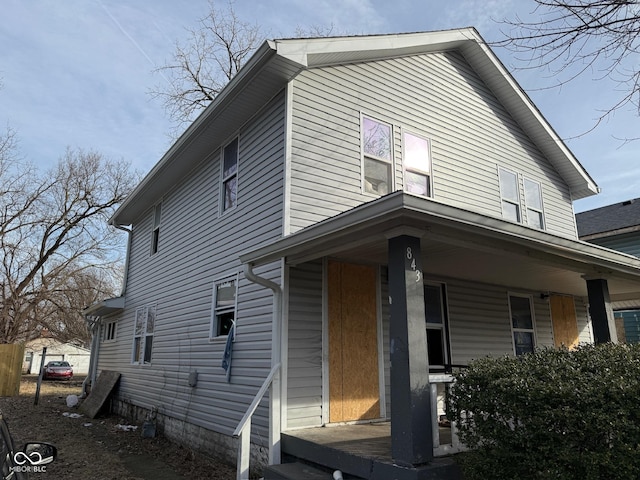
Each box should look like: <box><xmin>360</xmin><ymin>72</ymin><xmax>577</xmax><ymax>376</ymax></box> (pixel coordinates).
<box><xmin>362</xmin><ymin>116</ymin><xmax>393</xmax><ymax>196</ymax></box>
<box><xmin>524</xmin><ymin>178</ymin><xmax>544</xmax><ymax>229</ymax></box>
<box><xmin>151</xmin><ymin>202</ymin><xmax>162</xmax><ymax>254</ymax></box>
<box><xmin>132</xmin><ymin>305</ymin><xmax>156</xmax><ymax>365</ymax></box>
<box><xmin>499</xmin><ymin>167</ymin><xmax>521</xmax><ymax>223</ymax></box>
<box><xmin>222</xmin><ymin>138</ymin><xmax>239</xmax><ymax>211</ymax></box>
<box><xmin>498</xmin><ymin>167</ymin><xmax>546</xmax><ymax>229</ymax></box>
<box><xmin>403</xmin><ymin>131</ymin><xmax>432</xmax><ymax>197</ymax></box>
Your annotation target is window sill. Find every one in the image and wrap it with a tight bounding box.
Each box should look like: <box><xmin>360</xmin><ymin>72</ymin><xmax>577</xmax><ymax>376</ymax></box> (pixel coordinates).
<box><xmin>209</xmin><ymin>335</ymin><xmax>231</xmax><ymax>344</ymax></box>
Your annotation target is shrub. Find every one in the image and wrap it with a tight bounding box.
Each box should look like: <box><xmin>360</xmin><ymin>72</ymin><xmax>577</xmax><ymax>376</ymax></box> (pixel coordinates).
<box><xmin>447</xmin><ymin>343</ymin><xmax>640</xmax><ymax>480</ymax></box>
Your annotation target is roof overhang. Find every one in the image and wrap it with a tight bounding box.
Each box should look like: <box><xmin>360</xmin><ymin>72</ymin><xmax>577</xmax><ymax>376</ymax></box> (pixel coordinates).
<box><xmin>83</xmin><ymin>297</ymin><xmax>125</xmax><ymax>318</ymax></box>
<box><xmin>112</xmin><ymin>28</ymin><xmax>598</xmax><ymax>226</ymax></box>
<box><xmin>241</xmin><ymin>192</ymin><xmax>640</xmax><ymax>301</ymax></box>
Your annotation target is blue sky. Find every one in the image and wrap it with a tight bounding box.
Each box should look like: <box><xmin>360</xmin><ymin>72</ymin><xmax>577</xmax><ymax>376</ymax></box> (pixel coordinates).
<box><xmin>1</xmin><ymin>0</ymin><xmax>637</xmax><ymax>213</ymax></box>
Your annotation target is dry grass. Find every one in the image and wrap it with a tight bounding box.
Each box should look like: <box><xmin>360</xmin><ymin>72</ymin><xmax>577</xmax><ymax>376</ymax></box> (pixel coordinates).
<box><xmin>0</xmin><ymin>377</ymin><xmax>236</xmax><ymax>479</ymax></box>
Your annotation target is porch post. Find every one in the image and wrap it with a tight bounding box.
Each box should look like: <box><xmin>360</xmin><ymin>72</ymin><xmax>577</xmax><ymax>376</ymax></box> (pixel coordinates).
<box><xmin>586</xmin><ymin>278</ymin><xmax>617</xmax><ymax>344</ymax></box>
<box><xmin>388</xmin><ymin>234</ymin><xmax>433</xmax><ymax>466</ymax></box>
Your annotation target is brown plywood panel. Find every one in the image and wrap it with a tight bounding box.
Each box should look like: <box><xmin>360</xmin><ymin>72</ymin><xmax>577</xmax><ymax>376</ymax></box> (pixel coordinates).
<box><xmin>328</xmin><ymin>261</ymin><xmax>380</xmax><ymax>423</ymax></box>
<box><xmin>550</xmin><ymin>295</ymin><xmax>580</xmax><ymax>349</ymax></box>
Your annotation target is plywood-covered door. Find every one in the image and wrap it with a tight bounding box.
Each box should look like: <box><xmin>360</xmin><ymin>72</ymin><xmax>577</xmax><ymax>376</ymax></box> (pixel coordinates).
<box><xmin>550</xmin><ymin>295</ymin><xmax>580</xmax><ymax>349</ymax></box>
<box><xmin>328</xmin><ymin>260</ymin><xmax>380</xmax><ymax>423</ymax></box>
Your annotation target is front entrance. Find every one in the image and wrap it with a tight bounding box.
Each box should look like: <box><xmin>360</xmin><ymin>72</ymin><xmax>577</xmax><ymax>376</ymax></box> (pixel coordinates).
<box><xmin>550</xmin><ymin>294</ymin><xmax>580</xmax><ymax>349</ymax></box>
<box><xmin>328</xmin><ymin>260</ymin><xmax>380</xmax><ymax>423</ymax></box>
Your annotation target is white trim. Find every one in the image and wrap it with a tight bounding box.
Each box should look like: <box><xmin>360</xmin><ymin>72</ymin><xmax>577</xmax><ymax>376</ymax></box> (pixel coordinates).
<box><xmin>401</xmin><ymin>128</ymin><xmax>433</xmax><ymax>198</ymax></box>
<box><xmin>321</xmin><ymin>257</ymin><xmax>329</xmax><ymax>424</ymax></box>
<box><xmin>508</xmin><ymin>292</ymin><xmax>537</xmax><ymax>356</ymax></box>
<box><xmin>424</xmin><ymin>281</ymin><xmax>451</xmax><ymax>368</ymax></box>
<box><xmin>209</xmin><ymin>272</ymin><xmax>240</xmax><ymax>341</ymax></box>
<box><xmin>523</xmin><ymin>176</ymin><xmax>545</xmax><ymax>230</ymax></box>
<box><xmin>150</xmin><ymin>201</ymin><xmax>162</xmax><ymax>256</ymax></box>
<box><xmin>131</xmin><ymin>304</ymin><xmax>156</xmax><ymax>365</ymax></box>
<box><xmin>281</xmin><ymin>261</ymin><xmax>290</xmax><ymax>431</ymax></box>
<box><xmin>498</xmin><ymin>166</ymin><xmax>521</xmax><ymax>223</ymax></box>
<box><xmin>283</xmin><ymin>83</ymin><xmax>293</xmax><ymax>236</ymax></box>
<box><xmin>220</xmin><ymin>135</ymin><xmax>240</xmax><ymax>215</ymax></box>
<box><xmin>375</xmin><ymin>265</ymin><xmax>386</xmax><ymax>419</ymax></box>
<box><xmin>103</xmin><ymin>320</ymin><xmax>117</xmax><ymax>343</ymax></box>
<box><xmin>360</xmin><ymin>113</ymin><xmax>395</xmax><ymax>197</ymax></box>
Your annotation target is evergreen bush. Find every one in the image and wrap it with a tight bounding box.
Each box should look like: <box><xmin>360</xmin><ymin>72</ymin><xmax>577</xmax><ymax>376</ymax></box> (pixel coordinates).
<box><xmin>447</xmin><ymin>343</ymin><xmax>640</xmax><ymax>479</ymax></box>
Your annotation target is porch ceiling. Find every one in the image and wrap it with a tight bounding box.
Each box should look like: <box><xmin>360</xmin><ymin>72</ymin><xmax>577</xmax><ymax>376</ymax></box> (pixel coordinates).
<box><xmin>240</xmin><ymin>192</ymin><xmax>640</xmax><ymax>301</ymax></box>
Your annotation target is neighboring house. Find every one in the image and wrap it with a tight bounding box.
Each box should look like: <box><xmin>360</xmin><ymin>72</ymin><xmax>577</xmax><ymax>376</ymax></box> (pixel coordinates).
<box><xmin>576</xmin><ymin>198</ymin><xmax>640</xmax><ymax>343</ymax></box>
<box><xmin>23</xmin><ymin>338</ymin><xmax>90</xmax><ymax>375</ymax></box>
<box><xmin>84</xmin><ymin>29</ymin><xmax>640</xmax><ymax>479</ymax></box>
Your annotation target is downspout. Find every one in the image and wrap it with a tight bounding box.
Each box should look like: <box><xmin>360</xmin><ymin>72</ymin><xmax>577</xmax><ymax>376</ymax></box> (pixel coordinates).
<box><xmin>243</xmin><ymin>262</ymin><xmax>282</xmax><ymax>465</ymax></box>
<box><xmin>83</xmin><ymin>224</ymin><xmax>132</xmax><ymax>396</ymax></box>
<box><xmin>114</xmin><ymin>224</ymin><xmax>133</xmax><ymax>296</ymax></box>
<box><xmin>81</xmin><ymin>317</ymin><xmax>100</xmax><ymax>398</ymax></box>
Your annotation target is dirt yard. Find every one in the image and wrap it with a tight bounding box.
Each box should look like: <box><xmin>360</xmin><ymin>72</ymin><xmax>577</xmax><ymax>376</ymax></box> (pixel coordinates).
<box><xmin>0</xmin><ymin>376</ymin><xmax>237</xmax><ymax>479</ymax></box>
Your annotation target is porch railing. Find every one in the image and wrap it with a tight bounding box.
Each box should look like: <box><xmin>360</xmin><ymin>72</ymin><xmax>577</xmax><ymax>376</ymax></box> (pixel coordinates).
<box><xmin>233</xmin><ymin>363</ymin><xmax>281</xmax><ymax>480</ymax></box>
<box><xmin>429</xmin><ymin>373</ymin><xmax>466</xmax><ymax>456</ymax></box>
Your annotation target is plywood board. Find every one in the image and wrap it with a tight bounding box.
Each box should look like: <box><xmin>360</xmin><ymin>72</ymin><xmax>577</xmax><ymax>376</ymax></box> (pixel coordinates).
<box><xmin>79</xmin><ymin>371</ymin><xmax>121</xmax><ymax>418</ymax></box>
<box><xmin>328</xmin><ymin>261</ymin><xmax>380</xmax><ymax>423</ymax></box>
<box><xmin>550</xmin><ymin>295</ymin><xmax>580</xmax><ymax>349</ymax></box>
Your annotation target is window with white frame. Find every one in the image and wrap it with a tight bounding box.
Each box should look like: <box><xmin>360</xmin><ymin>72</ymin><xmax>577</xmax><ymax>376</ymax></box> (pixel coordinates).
<box><xmin>132</xmin><ymin>305</ymin><xmax>156</xmax><ymax>364</ymax></box>
<box><xmin>104</xmin><ymin>320</ymin><xmax>117</xmax><ymax>342</ymax></box>
<box><xmin>362</xmin><ymin>116</ymin><xmax>393</xmax><ymax>195</ymax></box>
<box><xmin>424</xmin><ymin>283</ymin><xmax>450</xmax><ymax>369</ymax></box>
<box><xmin>499</xmin><ymin>167</ymin><xmax>521</xmax><ymax>222</ymax></box>
<box><xmin>524</xmin><ymin>178</ymin><xmax>544</xmax><ymax>229</ymax></box>
<box><xmin>222</xmin><ymin>138</ymin><xmax>239</xmax><ymax>211</ymax></box>
<box><xmin>403</xmin><ymin>131</ymin><xmax>432</xmax><ymax>197</ymax></box>
<box><xmin>151</xmin><ymin>202</ymin><xmax>162</xmax><ymax>254</ymax></box>
<box><xmin>211</xmin><ymin>276</ymin><xmax>237</xmax><ymax>338</ymax></box>
<box><xmin>509</xmin><ymin>294</ymin><xmax>535</xmax><ymax>356</ymax></box>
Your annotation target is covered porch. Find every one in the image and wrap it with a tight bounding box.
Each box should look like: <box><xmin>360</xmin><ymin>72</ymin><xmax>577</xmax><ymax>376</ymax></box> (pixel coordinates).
<box><xmin>240</xmin><ymin>192</ymin><xmax>640</xmax><ymax>478</ymax></box>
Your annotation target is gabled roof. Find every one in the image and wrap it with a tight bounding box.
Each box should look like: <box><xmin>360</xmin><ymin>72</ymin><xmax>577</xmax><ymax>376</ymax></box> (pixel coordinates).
<box><xmin>576</xmin><ymin>198</ymin><xmax>640</xmax><ymax>239</ymax></box>
<box><xmin>111</xmin><ymin>29</ymin><xmax>599</xmax><ymax>226</ymax></box>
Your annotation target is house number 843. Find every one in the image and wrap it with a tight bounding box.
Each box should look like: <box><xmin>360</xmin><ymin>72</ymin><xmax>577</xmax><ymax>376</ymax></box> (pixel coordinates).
<box><xmin>406</xmin><ymin>247</ymin><xmax>422</xmax><ymax>283</ymax></box>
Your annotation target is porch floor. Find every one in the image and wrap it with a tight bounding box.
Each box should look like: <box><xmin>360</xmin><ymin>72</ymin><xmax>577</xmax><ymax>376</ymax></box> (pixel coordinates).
<box><xmin>280</xmin><ymin>422</ymin><xmax>460</xmax><ymax>480</ymax></box>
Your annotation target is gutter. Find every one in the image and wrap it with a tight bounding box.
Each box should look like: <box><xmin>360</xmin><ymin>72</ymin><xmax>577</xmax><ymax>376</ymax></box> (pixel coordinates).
<box><xmin>243</xmin><ymin>262</ymin><xmax>283</xmax><ymax>465</ymax></box>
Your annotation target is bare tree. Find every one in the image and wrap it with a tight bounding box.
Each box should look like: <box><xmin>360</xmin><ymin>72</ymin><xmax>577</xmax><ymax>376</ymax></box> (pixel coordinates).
<box><xmin>151</xmin><ymin>0</ymin><xmax>264</xmax><ymax>131</ymax></box>
<box><xmin>0</xmin><ymin>147</ymin><xmax>136</xmax><ymax>344</ymax></box>
<box><xmin>498</xmin><ymin>0</ymin><xmax>640</xmax><ymax>136</ymax></box>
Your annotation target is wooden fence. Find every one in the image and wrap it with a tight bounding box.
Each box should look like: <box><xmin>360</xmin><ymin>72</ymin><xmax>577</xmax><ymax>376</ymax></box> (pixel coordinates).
<box><xmin>0</xmin><ymin>344</ymin><xmax>25</xmax><ymax>396</ymax></box>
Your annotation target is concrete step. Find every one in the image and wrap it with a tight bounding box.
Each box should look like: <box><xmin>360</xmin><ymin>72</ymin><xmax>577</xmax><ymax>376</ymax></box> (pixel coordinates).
<box><xmin>263</xmin><ymin>462</ymin><xmax>339</xmax><ymax>480</ymax></box>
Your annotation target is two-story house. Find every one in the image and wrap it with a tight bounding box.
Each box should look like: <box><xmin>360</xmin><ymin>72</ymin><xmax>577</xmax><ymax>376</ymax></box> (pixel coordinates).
<box><xmin>84</xmin><ymin>29</ymin><xmax>640</xmax><ymax>480</ymax></box>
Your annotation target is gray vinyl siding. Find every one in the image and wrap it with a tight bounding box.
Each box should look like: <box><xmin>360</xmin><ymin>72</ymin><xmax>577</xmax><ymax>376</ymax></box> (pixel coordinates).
<box><xmin>97</xmin><ymin>92</ymin><xmax>286</xmax><ymax>440</ymax></box>
<box><xmin>288</xmin><ymin>51</ymin><xmax>576</xmax><ymax>237</ymax></box>
<box><xmin>575</xmin><ymin>297</ymin><xmax>593</xmax><ymax>343</ymax></box>
<box><xmin>286</xmin><ymin>261</ymin><xmax>323</xmax><ymax>429</ymax></box>
<box><xmin>445</xmin><ymin>278</ymin><xmax>565</xmax><ymax>365</ymax></box>
<box><xmin>588</xmin><ymin>232</ymin><xmax>640</xmax><ymax>258</ymax></box>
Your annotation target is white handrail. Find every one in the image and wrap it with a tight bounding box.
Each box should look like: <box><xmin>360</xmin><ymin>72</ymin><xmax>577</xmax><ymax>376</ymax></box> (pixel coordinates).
<box><xmin>233</xmin><ymin>363</ymin><xmax>281</xmax><ymax>480</ymax></box>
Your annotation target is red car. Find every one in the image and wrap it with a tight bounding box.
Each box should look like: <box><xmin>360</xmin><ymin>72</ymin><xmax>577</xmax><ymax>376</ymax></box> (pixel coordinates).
<box><xmin>42</xmin><ymin>361</ymin><xmax>73</xmax><ymax>380</ymax></box>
